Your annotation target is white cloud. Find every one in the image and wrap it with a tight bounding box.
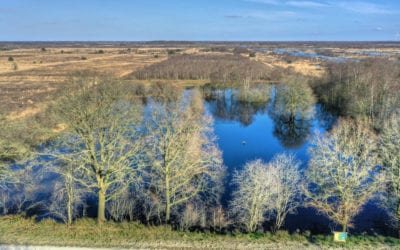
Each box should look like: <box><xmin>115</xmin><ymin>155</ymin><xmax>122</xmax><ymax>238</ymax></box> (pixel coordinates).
<box><xmin>246</xmin><ymin>0</ymin><xmax>397</xmax><ymax>14</ymax></box>
<box><xmin>286</xmin><ymin>1</ymin><xmax>328</xmax><ymax>8</ymax></box>
<box><xmin>245</xmin><ymin>10</ymin><xmax>298</xmax><ymax>20</ymax></box>
<box><xmin>336</xmin><ymin>1</ymin><xmax>394</xmax><ymax>15</ymax></box>
<box><xmin>246</xmin><ymin>0</ymin><xmax>327</xmax><ymax>8</ymax></box>
<box><xmin>246</xmin><ymin>0</ymin><xmax>280</xmax><ymax>5</ymax></box>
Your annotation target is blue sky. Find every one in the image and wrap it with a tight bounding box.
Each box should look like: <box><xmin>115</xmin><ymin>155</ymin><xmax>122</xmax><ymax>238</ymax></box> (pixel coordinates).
<box><xmin>0</xmin><ymin>0</ymin><xmax>399</xmax><ymax>41</ymax></box>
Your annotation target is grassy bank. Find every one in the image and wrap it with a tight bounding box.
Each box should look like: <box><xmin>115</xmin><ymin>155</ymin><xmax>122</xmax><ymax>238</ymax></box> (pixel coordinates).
<box><xmin>0</xmin><ymin>216</ymin><xmax>398</xmax><ymax>249</ymax></box>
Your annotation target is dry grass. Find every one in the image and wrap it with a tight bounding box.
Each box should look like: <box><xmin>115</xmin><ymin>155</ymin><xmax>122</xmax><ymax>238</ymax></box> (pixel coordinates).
<box><xmin>0</xmin><ymin>215</ymin><xmax>398</xmax><ymax>249</ymax></box>
<box><xmin>254</xmin><ymin>53</ymin><xmax>324</xmax><ymax>78</ymax></box>
<box><xmin>0</xmin><ymin>47</ymin><xmax>167</xmax><ymax>117</ymax></box>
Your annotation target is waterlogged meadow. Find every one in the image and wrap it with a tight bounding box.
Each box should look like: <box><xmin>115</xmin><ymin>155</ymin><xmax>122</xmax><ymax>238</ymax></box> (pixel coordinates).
<box><xmin>0</xmin><ymin>78</ymin><xmax>393</xmax><ymax>234</ymax></box>
<box><xmin>0</xmin><ymin>56</ymin><xmax>400</xmax><ymax>249</ymax></box>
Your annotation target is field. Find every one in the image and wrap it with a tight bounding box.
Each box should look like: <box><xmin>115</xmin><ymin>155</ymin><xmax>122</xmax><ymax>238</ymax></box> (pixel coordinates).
<box><xmin>3</xmin><ymin>42</ymin><xmax>398</xmax><ymax>120</ymax></box>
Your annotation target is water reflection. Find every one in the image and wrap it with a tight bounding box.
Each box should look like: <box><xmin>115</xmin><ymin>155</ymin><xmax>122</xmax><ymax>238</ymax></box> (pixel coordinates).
<box><xmin>269</xmin><ymin>80</ymin><xmax>317</xmax><ymax>149</ymax></box>
<box><xmin>202</xmin><ymin>83</ymin><xmax>270</xmax><ymax>127</ymax></box>
<box><xmin>202</xmin><ymin>81</ymin><xmax>318</xmax><ymax>149</ymax></box>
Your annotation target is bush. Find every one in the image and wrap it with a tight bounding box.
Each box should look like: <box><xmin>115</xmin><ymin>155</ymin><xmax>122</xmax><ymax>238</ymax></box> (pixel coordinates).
<box><xmin>8</xmin><ymin>56</ymin><xmax>13</xmax><ymax>62</ymax></box>
<box><xmin>81</xmin><ymin>56</ymin><xmax>87</xmax><ymax>60</ymax></box>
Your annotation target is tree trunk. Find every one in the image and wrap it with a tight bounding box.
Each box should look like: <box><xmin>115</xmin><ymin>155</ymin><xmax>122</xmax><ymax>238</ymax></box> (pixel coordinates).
<box><xmin>98</xmin><ymin>186</ymin><xmax>106</xmax><ymax>223</ymax></box>
<box><xmin>165</xmin><ymin>174</ymin><xmax>171</xmax><ymax>223</ymax></box>
<box><xmin>67</xmin><ymin>191</ymin><xmax>72</xmax><ymax>225</ymax></box>
<box><xmin>342</xmin><ymin>223</ymin><xmax>347</xmax><ymax>233</ymax></box>
<box><xmin>273</xmin><ymin>212</ymin><xmax>283</xmax><ymax>234</ymax></box>
<box><xmin>396</xmin><ymin>202</ymin><xmax>400</xmax><ymax>238</ymax></box>
<box><xmin>1</xmin><ymin>195</ymin><xmax>7</xmax><ymax>215</ymax></box>
<box><xmin>66</xmin><ymin>177</ymin><xmax>73</xmax><ymax>225</ymax></box>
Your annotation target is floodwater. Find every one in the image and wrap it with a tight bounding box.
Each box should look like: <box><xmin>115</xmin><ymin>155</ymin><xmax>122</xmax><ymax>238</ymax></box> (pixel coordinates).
<box><xmin>4</xmin><ymin>83</ymin><xmax>393</xmax><ymax>235</ymax></box>
<box><xmin>273</xmin><ymin>48</ymin><xmax>348</xmax><ymax>61</ymax></box>
<box><xmin>204</xmin><ymin>87</ymin><xmax>326</xmax><ymax>169</ymax></box>
<box><xmin>203</xmin><ymin>84</ymin><xmax>392</xmax><ymax>235</ymax></box>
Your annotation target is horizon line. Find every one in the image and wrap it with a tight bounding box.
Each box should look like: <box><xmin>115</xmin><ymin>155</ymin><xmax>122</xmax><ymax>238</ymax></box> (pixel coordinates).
<box><xmin>1</xmin><ymin>40</ymin><xmax>400</xmax><ymax>43</ymax></box>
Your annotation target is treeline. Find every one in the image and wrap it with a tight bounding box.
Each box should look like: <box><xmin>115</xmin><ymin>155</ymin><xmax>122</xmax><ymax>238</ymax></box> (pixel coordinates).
<box><xmin>0</xmin><ymin>75</ymin><xmax>400</xmax><ymax>237</ymax></box>
<box><xmin>132</xmin><ymin>54</ymin><xmax>284</xmax><ymax>83</ymax></box>
<box><xmin>312</xmin><ymin>58</ymin><xmax>400</xmax><ymax>130</ymax></box>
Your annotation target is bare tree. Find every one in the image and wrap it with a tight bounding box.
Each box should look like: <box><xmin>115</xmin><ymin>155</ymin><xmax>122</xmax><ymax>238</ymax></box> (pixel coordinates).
<box><xmin>107</xmin><ymin>185</ymin><xmax>138</xmax><ymax>222</ymax></box>
<box><xmin>0</xmin><ymin>114</ymin><xmax>47</xmax><ymax>214</ymax></box>
<box><xmin>230</xmin><ymin>159</ymin><xmax>277</xmax><ymax>233</ymax></box>
<box><xmin>274</xmin><ymin>75</ymin><xmax>316</xmax><ymax>121</ymax></box>
<box><xmin>304</xmin><ymin>119</ymin><xmax>384</xmax><ymax>232</ymax></box>
<box><xmin>380</xmin><ymin>114</ymin><xmax>400</xmax><ymax>235</ymax></box>
<box><xmin>230</xmin><ymin>154</ymin><xmax>301</xmax><ymax>233</ymax></box>
<box><xmin>268</xmin><ymin>153</ymin><xmax>301</xmax><ymax>233</ymax></box>
<box><xmin>145</xmin><ymin>87</ymin><xmax>224</xmax><ymax>223</ymax></box>
<box><xmin>51</xmin><ymin>74</ymin><xmax>145</xmax><ymax>223</ymax></box>
<box><xmin>133</xmin><ymin>54</ymin><xmax>272</xmax><ymax>84</ymax></box>
<box><xmin>179</xmin><ymin>202</ymin><xmax>203</xmax><ymax>231</ymax></box>
<box><xmin>210</xmin><ymin>205</ymin><xmax>230</xmax><ymax>232</ymax></box>
<box><xmin>0</xmin><ymin>115</ymin><xmax>30</xmax><ymax>190</ymax></box>
<box><xmin>313</xmin><ymin>59</ymin><xmax>400</xmax><ymax>129</ymax></box>
<box><xmin>39</xmin><ymin>138</ymin><xmax>89</xmax><ymax>225</ymax></box>
<box><xmin>269</xmin><ymin>76</ymin><xmax>316</xmax><ymax>148</ymax></box>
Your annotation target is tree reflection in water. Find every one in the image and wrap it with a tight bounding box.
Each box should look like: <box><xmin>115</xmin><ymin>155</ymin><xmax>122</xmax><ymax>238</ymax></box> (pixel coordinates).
<box><xmin>269</xmin><ymin>77</ymin><xmax>317</xmax><ymax>149</ymax></box>
<box><xmin>202</xmin><ymin>83</ymin><xmax>270</xmax><ymax>127</ymax></box>
<box><xmin>202</xmin><ymin>79</ymin><xmax>318</xmax><ymax>148</ymax></box>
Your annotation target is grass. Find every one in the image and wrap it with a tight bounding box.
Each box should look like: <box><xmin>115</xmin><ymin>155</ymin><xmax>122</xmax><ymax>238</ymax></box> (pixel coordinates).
<box><xmin>0</xmin><ymin>215</ymin><xmax>399</xmax><ymax>249</ymax></box>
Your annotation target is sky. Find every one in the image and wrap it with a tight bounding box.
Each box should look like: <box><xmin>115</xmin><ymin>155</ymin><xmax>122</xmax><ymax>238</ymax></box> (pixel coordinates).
<box><xmin>0</xmin><ymin>0</ymin><xmax>399</xmax><ymax>41</ymax></box>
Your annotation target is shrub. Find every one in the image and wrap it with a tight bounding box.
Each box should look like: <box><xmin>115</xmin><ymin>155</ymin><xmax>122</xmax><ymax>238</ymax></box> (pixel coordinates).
<box><xmin>8</xmin><ymin>56</ymin><xmax>13</xmax><ymax>62</ymax></box>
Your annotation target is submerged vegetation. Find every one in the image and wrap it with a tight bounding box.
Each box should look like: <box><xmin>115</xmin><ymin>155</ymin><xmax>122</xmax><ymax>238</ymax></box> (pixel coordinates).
<box><xmin>312</xmin><ymin>58</ymin><xmax>400</xmax><ymax>130</ymax></box>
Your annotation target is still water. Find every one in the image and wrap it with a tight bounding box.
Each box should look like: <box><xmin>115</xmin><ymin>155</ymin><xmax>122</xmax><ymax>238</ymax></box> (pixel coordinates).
<box><xmin>203</xmin><ymin>86</ymin><xmax>328</xmax><ymax>170</ymax></box>
<box><xmin>202</xmin><ymin>85</ymin><xmax>391</xmax><ymax>234</ymax></box>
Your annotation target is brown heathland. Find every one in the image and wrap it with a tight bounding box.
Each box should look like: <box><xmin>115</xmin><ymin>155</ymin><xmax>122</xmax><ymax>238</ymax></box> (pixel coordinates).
<box><xmin>2</xmin><ymin>43</ymin><xmax>398</xmax><ymax>119</ymax></box>
<box><xmin>0</xmin><ymin>47</ymin><xmax>167</xmax><ymax>118</ymax></box>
